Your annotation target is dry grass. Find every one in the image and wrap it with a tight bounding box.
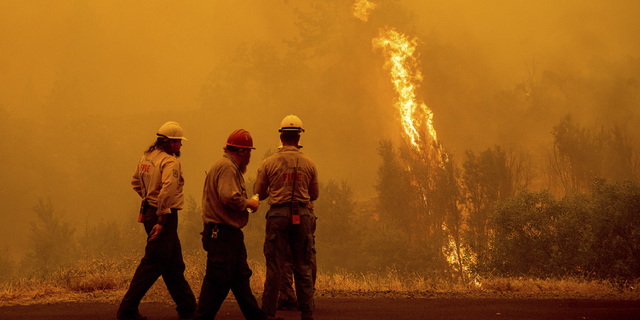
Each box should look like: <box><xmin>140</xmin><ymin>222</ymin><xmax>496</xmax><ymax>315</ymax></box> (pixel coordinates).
<box><xmin>478</xmin><ymin>277</ymin><xmax>638</xmax><ymax>295</ymax></box>
<box><xmin>2</xmin><ymin>254</ymin><xmax>638</xmax><ymax>306</ymax></box>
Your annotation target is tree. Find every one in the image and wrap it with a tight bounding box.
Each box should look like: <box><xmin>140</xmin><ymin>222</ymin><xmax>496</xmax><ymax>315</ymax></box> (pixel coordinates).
<box><xmin>548</xmin><ymin>115</ymin><xmax>607</xmax><ymax>194</ymax></box>
<box><xmin>371</xmin><ymin>139</ymin><xmax>434</xmax><ymax>273</ymax></box>
<box><xmin>374</xmin><ymin>138</ymin><xmax>460</xmax><ymax>277</ymax></box>
<box><xmin>484</xmin><ymin>178</ymin><xmax>640</xmax><ymax>280</ymax></box>
<box><xmin>462</xmin><ymin>145</ymin><xmax>532</xmax><ymax>268</ymax></box>
<box><xmin>22</xmin><ymin>199</ymin><xmax>76</xmax><ymax>278</ymax></box>
<box><xmin>548</xmin><ymin>115</ymin><xmax>639</xmax><ymax>195</ymax></box>
<box><xmin>375</xmin><ymin>140</ymin><xmax>415</xmax><ymax>229</ymax></box>
<box><xmin>551</xmin><ymin>192</ymin><xmax>594</xmax><ymax>277</ymax></box>
<box><xmin>487</xmin><ymin>190</ymin><xmax>560</xmax><ymax>277</ymax></box>
<box><xmin>588</xmin><ymin>178</ymin><xmax>640</xmax><ymax>279</ymax></box>
<box><xmin>430</xmin><ymin>149</ymin><xmax>465</xmax><ymax>281</ymax></box>
<box><xmin>178</xmin><ymin>195</ymin><xmax>203</xmax><ymax>255</ymax></box>
<box><xmin>286</xmin><ymin>0</ymin><xmax>414</xmax><ymax>58</ymax></box>
<box><xmin>602</xmin><ymin>124</ymin><xmax>639</xmax><ymax>182</ymax></box>
<box><xmin>197</xmin><ymin>42</ymin><xmax>315</xmax><ymax>137</ymax></box>
<box><xmin>80</xmin><ymin>219</ymin><xmax>124</xmax><ymax>259</ymax></box>
<box><xmin>314</xmin><ymin>180</ymin><xmax>357</xmax><ymax>271</ymax></box>
<box><xmin>0</xmin><ymin>246</ymin><xmax>15</xmax><ymax>283</ymax></box>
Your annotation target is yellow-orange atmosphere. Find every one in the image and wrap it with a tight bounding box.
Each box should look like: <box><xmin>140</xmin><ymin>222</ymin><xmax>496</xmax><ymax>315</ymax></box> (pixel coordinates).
<box><xmin>353</xmin><ymin>0</ymin><xmax>377</xmax><ymax>23</ymax></box>
<box><xmin>1</xmin><ymin>0</ymin><xmax>639</xmax><ymax>266</ymax></box>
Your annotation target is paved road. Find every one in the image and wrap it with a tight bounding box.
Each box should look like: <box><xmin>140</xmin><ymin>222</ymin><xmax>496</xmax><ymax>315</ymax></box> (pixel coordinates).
<box><xmin>1</xmin><ymin>297</ymin><xmax>639</xmax><ymax>320</ymax></box>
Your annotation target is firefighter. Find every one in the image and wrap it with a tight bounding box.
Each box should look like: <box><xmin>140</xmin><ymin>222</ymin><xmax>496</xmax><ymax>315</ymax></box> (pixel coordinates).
<box><xmin>255</xmin><ymin>115</ymin><xmax>319</xmax><ymax>320</ymax></box>
<box><xmin>117</xmin><ymin>121</ymin><xmax>197</xmax><ymax>320</ymax></box>
<box><xmin>194</xmin><ymin>129</ymin><xmax>277</xmax><ymax>320</ymax></box>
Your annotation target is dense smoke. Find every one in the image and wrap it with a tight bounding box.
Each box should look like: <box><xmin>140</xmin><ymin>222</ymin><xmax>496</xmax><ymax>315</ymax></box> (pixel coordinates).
<box><xmin>1</xmin><ymin>0</ymin><xmax>639</xmax><ymax>272</ymax></box>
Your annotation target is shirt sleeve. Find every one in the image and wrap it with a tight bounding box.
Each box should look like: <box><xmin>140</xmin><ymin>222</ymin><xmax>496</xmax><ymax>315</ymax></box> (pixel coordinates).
<box><xmin>217</xmin><ymin>164</ymin><xmax>247</xmax><ymax>211</ymax></box>
<box><xmin>157</xmin><ymin>157</ymin><xmax>181</xmax><ymax>215</ymax></box>
<box><xmin>254</xmin><ymin>162</ymin><xmax>269</xmax><ymax>201</ymax></box>
<box><xmin>308</xmin><ymin>166</ymin><xmax>320</xmax><ymax>201</ymax></box>
<box><xmin>131</xmin><ymin>162</ymin><xmax>143</xmax><ymax>198</ymax></box>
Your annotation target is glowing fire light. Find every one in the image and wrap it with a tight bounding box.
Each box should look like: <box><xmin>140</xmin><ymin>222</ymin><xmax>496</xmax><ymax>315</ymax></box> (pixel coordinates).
<box><xmin>352</xmin><ymin>0</ymin><xmax>377</xmax><ymax>22</ymax></box>
<box><xmin>372</xmin><ymin>28</ymin><xmax>437</xmax><ymax>150</ymax></box>
<box><xmin>354</xmin><ymin>1</ymin><xmax>476</xmax><ymax>284</ymax></box>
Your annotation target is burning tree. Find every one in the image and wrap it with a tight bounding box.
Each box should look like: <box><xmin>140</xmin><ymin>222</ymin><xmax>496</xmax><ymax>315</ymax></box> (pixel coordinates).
<box><xmin>367</xmin><ymin>3</ymin><xmax>469</xmax><ymax>280</ymax></box>
<box><xmin>375</xmin><ymin>139</ymin><xmax>460</xmax><ymax>277</ymax></box>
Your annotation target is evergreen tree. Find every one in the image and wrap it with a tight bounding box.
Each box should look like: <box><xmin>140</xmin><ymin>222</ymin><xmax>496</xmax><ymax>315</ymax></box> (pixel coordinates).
<box><xmin>22</xmin><ymin>199</ymin><xmax>76</xmax><ymax>278</ymax></box>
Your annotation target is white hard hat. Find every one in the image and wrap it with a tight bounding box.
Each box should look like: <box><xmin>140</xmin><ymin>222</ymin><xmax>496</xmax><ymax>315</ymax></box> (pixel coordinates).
<box><xmin>157</xmin><ymin>121</ymin><xmax>187</xmax><ymax>140</ymax></box>
<box><xmin>278</xmin><ymin>114</ymin><xmax>305</xmax><ymax>133</ymax></box>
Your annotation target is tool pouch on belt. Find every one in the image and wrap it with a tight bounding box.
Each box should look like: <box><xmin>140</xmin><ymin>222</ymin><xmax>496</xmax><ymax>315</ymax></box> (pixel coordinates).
<box><xmin>291</xmin><ymin>201</ymin><xmax>300</xmax><ymax>224</ymax></box>
<box><xmin>138</xmin><ymin>199</ymin><xmax>148</xmax><ymax>223</ymax></box>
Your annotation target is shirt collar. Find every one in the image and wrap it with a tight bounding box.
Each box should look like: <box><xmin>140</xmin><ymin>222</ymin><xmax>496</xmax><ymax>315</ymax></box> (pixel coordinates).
<box><xmin>223</xmin><ymin>153</ymin><xmax>239</xmax><ymax>167</ymax></box>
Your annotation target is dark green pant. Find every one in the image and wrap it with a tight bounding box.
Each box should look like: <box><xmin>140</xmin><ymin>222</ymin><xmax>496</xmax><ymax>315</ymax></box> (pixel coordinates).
<box><xmin>195</xmin><ymin>223</ymin><xmax>266</xmax><ymax>320</ymax></box>
<box><xmin>262</xmin><ymin>206</ymin><xmax>315</xmax><ymax>316</ymax></box>
<box><xmin>118</xmin><ymin>208</ymin><xmax>197</xmax><ymax>318</ymax></box>
<box><xmin>279</xmin><ymin>216</ymin><xmax>317</xmax><ymax>305</ymax></box>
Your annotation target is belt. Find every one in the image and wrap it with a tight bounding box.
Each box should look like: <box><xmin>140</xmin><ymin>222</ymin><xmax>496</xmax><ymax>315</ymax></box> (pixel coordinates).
<box><xmin>271</xmin><ymin>201</ymin><xmax>307</xmax><ymax>208</ymax></box>
<box><xmin>205</xmin><ymin>222</ymin><xmax>236</xmax><ymax>229</ymax></box>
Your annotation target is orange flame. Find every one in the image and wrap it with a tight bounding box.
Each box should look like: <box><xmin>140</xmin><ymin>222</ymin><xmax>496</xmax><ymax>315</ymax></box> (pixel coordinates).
<box><xmin>372</xmin><ymin>27</ymin><xmax>437</xmax><ymax>150</ymax></box>
<box><xmin>354</xmin><ymin>0</ymin><xmax>470</xmax><ymax>283</ymax></box>
<box><xmin>352</xmin><ymin>0</ymin><xmax>377</xmax><ymax>22</ymax></box>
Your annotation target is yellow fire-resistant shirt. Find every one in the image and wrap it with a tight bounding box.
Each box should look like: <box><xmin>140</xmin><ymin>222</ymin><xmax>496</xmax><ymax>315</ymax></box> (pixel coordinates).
<box><xmin>254</xmin><ymin>146</ymin><xmax>319</xmax><ymax>206</ymax></box>
<box><xmin>201</xmin><ymin>153</ymin><xmax>250</xmax><ymax>229</ymax></box>
<box><xmin>131</xmin><ymin>149</ymin><xmax>184</xmax><ymax>216</ymax></box>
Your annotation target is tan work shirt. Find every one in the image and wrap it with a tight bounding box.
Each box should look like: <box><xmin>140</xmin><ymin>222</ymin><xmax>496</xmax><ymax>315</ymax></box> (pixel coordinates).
<box><xmin>201</xmin><ymin>153</ymin><xmax>250</xmax><ymax>229</ymax></box>
<box><xmin>254</xmin><ymin>146</ymin><xmax>319</xmax><ymax>206</ymax></box>
<box><xmin>131</xmin><ymin>149</ymin><xmax>184</xmax><ymax>216</ymax></box>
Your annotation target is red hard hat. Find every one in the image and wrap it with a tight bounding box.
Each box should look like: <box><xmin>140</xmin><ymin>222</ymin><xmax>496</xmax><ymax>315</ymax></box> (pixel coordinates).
<box><xmin>226</xmin><ymin>129</ymin><xmax>255</xmax><ymax>149</ymax></box>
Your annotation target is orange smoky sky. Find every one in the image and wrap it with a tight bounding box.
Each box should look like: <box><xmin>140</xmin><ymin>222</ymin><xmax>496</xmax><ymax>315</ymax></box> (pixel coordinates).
<box><xmin>1</xmin><ymin>0</ymin><xmax>638</xmax><ymax>114</ymax></box>
<box><xmin>0</xmin><ymin>0</ymin><xmax>297</xmax><ymax>115</ymax></box>
<box><xmin>0</xmin><ymin>0</ymin><xmax>638</xmax><ymax>259</ymax></box>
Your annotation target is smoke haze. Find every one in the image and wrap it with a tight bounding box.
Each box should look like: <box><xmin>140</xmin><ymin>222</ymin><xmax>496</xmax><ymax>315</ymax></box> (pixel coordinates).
<box><xmin>1</xmin><ymin>0</ymin><xmax>639</xmax><ymax>262</ymax></box>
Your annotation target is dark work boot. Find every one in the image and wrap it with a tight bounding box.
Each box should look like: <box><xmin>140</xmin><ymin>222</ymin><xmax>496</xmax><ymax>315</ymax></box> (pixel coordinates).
<box><xmin>117</xmin><ymin>312</ymin><xmax>147</xmax><ymax>320</ymax></box>
<box><xmin>301</xmin><ymin>311</ymin><xmax>313</xmax><ymax>320</ymax></box>
<box><xmin>277</xmin><ymin>299</ymin><xmax>298</xmax><ymax>310</ymax></box>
